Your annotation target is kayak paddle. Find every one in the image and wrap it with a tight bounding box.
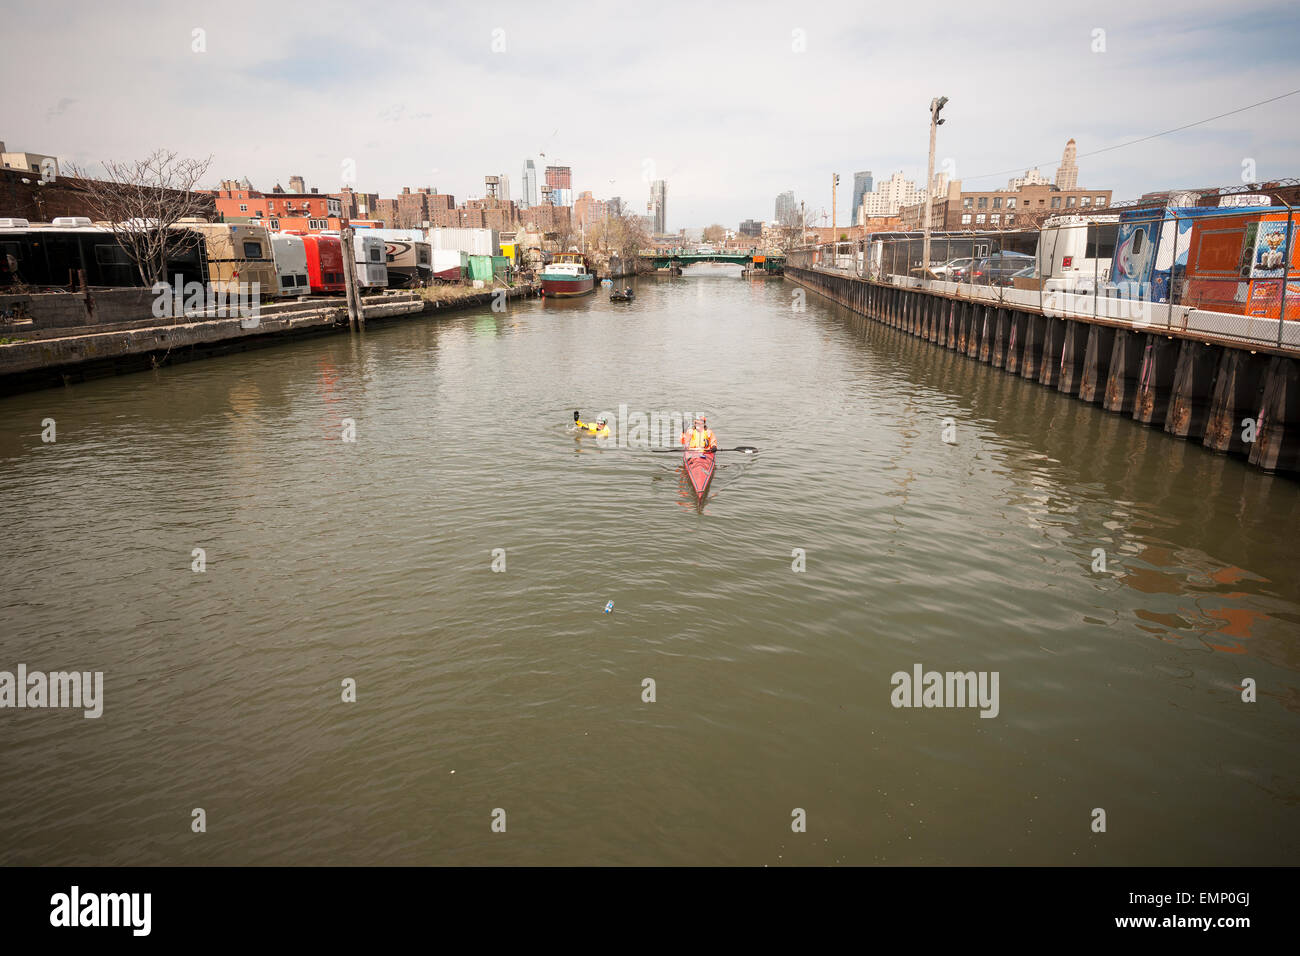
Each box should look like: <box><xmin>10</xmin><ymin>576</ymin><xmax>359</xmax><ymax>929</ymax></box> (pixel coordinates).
<box><xmin>650</xmin><ymin>446</ymin><xmax>757</xmax><ymax>454</ymax></box>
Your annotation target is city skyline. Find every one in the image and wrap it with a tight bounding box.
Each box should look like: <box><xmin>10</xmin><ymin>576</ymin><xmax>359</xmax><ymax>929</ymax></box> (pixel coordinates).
<box><xmin>2</xmin><ymin>0</ymin><xmax>1298</xmax><ymax>229</ymax></box>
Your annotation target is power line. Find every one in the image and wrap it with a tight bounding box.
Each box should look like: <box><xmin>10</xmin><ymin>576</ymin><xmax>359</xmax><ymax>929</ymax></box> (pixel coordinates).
<box><xmin>961</xmin><ymin>89</ymin><xmax>1300</xmax><ymax>183</ymax></box>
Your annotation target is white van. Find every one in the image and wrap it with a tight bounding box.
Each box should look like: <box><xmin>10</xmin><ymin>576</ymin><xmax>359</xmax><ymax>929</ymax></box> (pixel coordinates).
<box><xmin>1035</xmin><ymin>214</ymin><xmax>1119</xmax><ymax>292</ymax></box>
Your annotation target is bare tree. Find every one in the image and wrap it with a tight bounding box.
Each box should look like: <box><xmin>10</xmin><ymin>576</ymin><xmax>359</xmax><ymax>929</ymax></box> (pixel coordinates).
<box><xmin>67</xmin><ymin>150</ymin><xmax>214</xmax><ymax>286</ymax></box>
<box><xmin>702</xmin><ymin>224</ymin><xmax>726</xmax><ymax>243</ymax></box>
<box><xmin>776</xmin><ymin>205</ymin><xmax>805</xmax><ymax>253</ymax></box>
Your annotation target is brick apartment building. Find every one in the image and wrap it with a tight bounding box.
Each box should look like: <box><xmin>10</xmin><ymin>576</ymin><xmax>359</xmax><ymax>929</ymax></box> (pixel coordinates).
<box><xmin>213</xmin><ymin>179</ymin><xmax>343</xmax><ymax>231</ymax></box>
<box><xmin>524</xmin><ymin>204</ymin><xmax>573</xmax><ymax>234</ymax></box>
<box><xmin>573</xmin><ymin>191</ymin><xmax>608</xmax><ymax>227</ymax></box>
<box><xmin>900</xmin><ymin>183</ymin><xmax>1112</xmax><ymax>232</ymax></box>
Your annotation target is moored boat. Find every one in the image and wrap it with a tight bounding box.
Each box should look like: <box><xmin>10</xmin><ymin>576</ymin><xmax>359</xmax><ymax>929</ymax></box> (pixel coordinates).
<box><xmin>540</xmin><ymin>253</ymin><xmax>594</xmax><ymax>297</ymax></box>
<box><xmin>682</xmin><ymin>447</ymin><xmax>716</xmax><ymax>501</ymax></box>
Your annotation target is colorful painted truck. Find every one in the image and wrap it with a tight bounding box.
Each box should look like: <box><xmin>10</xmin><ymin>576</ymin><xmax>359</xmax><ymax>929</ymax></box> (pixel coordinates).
<box><xmin>1109</xmin><ymin>205</ymin><xmax>1230</xmax><ymax>304</ymax></box>
<box><xmin>1182</xmin><ymin>208</ymin><xmax>1298</xmax><ymax>320</ymax></box>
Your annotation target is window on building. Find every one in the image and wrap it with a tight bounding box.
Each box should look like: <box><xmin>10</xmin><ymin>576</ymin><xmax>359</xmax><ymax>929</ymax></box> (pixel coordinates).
<box><xmin>963</xmin><ymin>197</ymin><xmax>973</xmax><ymax>209</ymax></box>
<box><xmin>993</xmin><ymin>197</ymin><xmax>1003</xmax><ymax>209</ymax></box>
<box><xmin>239</xmin><ymin>204</ymin><xmax>247</xmax><ymax>212</ymax></box>
<box><xmin>1080</xmin><ymin>196</ymin><xmax>1091</xmax><ymax>207</ymax></box>
<box><xmin>961</xmin><ymin>214</ymin><xmax>972</xmax><ymax>225</ymax></box>
<box><xmin>1008</xmin><ymin>198</ymin><xmax>1017</xmax><ymax>209</ymax></box>
<box><xmin>270</xmin><ymin>219</ymin><xmax>279</xmax><ymax>229</ymax></box>
<box><xmin>309</xmin><ymin>219</ymin><xmax>327</xmax><ymax>229</ymax></box>
<box><xmin>1067</xmin><ymin>196</ymin><xmax>1077</xmax><ymax>207</ymax></box>
<box><xmin>1095</xmin><ymin>197</ymin><xmax>1107</xmax><ymax>207</ymax></box>
<box><xmin>977</xmin><ymin>196</ymin><xmax>988</xmax><ymax>209</ymax></box>
<box><xmin>976</xmin><ymin>214</ymin><xmax>986</xmax><ymax>224</ymax></box>
<box><xmin>990</xmin><ymin>214</ymin><xmax>1000</xmax><ymax>224</ymax></box>
<box><xmin>1051</xmin><ymin>197</ymin><xmax>1062</xmax><ymax>208</ymax></box>
<box><xmin>1006</xmin><ymin>215</ymin><xmax>1016</xmax><ymax>225</ymax></box>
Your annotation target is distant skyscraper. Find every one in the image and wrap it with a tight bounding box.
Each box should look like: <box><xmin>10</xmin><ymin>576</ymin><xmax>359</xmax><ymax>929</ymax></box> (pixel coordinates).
<box><xmin>851</xmin><ymin>171</ymin><xmax>872</xmax><ymax>224</ymax></box>
<box><xmin>775</xmin><ymin>190</ymin><xmax>796</xmax><ymax>223</ymax></box>
<box><xmin>651</xmin><ymin>180</ymin><xmax>667</xmax><ymax>234</ymax></box>
<box><xmin>521</xmin><ymin>160</ymin><xmax>539</xmax><ymax>208</ymax></box>
<box><xmin>1054</xmin><ymin>139</ymin><xmax>1079</xmax><ymax>191</ymax></box>
<box><xmin>545</xmin><ymin>165</ymin><xmax>572</xmax><ymax>190</ymax></box>
<box><xmin>498</xmin><ymin>174</ymin><xmax>511</xmax><ymax>203</ymax></box>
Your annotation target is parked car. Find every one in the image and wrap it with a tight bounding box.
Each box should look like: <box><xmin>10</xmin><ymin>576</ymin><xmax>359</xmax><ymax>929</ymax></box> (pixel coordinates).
<box><xmin>933</xmin><ymin>256</ymin><xmax>975</xmax><ymax>281</ymax></box>
<box><xmin>972</xmin><ymin>251</ymin><xmax>1035</xmax><ymax>286</ymax></box>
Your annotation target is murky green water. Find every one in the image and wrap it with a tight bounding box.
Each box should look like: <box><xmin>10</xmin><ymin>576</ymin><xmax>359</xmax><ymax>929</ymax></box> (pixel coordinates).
<box><xmin>1</xmin><ymin>269</ymin><xmax>1296</xmax><ymax>864</ymax></box>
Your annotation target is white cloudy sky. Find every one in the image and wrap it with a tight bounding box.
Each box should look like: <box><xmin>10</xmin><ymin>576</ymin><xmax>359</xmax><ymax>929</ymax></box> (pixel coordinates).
<box><xmin>4</xmin><ymin>0</ymin><xmax>1299</xmax><ymax>229</ymax></box>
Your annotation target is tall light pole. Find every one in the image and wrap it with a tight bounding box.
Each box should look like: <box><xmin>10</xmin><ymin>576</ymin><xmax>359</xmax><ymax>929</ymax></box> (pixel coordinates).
<box><xmin>922</xmin><ymin>96</ymin><xmax>948</xmax><ymax>280</ymax></box>
<box><xmin>832</xmin><ymin>173</ymin><xmax>840</xmax><ymax>239</ymax></box>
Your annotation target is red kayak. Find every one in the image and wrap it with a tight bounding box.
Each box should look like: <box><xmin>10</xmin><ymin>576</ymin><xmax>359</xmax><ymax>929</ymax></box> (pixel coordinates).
<box><xmin>682</xmin><ymin>447</ymin><xmax>716</xmax><ymax>501</ymax></box>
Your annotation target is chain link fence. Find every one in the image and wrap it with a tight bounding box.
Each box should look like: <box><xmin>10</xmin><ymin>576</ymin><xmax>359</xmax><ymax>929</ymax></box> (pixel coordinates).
<box><xmin>790</xmin><ymin>201</ymin><xmax>1299</xmax><ymax>351</ymax></box>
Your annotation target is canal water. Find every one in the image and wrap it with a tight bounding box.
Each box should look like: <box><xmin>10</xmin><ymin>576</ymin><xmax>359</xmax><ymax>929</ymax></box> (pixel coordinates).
<box><xmin>1</xmin><ymin>268</ymin><xmax>1296</xmax><ymax>865</ymax></box>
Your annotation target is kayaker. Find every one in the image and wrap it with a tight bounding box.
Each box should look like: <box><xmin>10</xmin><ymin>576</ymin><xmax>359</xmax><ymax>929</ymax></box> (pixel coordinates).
<box><xmin>680</xmin><ymin>416</ymin><xmax>716</xmax><ymax>452</ymax></box>
<box><xmin>574</xmin><ymin>411</ymin><xmax>610</xmax><ymax>438</ymax></box>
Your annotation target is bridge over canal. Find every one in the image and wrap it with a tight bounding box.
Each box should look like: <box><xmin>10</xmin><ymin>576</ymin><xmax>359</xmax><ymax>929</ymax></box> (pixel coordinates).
<box><xmin>640</xmin><ymin>250</ymin><xmax>786</xmax><ymax>273</ymax></box>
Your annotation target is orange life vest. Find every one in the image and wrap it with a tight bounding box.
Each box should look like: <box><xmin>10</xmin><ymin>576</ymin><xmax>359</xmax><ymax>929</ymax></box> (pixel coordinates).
<box><xmin>682</xmin><ymin>427</ymin><xmax>714</xmax><ymax>449</ymax></box>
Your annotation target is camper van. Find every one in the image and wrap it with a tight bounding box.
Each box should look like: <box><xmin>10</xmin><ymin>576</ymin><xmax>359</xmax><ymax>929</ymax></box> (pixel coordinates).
<box><xmin>269</xmin><ymin>233</ymin><xmax>310</xmax><ymax>295</ymax></box>
<box><xmin>180</xmin><ymin>222</ymin><xmax>277</xmax><ymax>300</ymax></box>
<box><xmin>1182</xmin><ymin>208</ymin><xmax>1298</xmax><ymax>320</ymax></box>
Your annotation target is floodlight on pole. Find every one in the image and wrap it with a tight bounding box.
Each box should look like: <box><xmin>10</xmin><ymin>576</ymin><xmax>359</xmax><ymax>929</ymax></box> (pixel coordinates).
<box><xmin>922</xmin><ymin>96</ymin><xmax>949</xmax><ymax>282</ymax></box>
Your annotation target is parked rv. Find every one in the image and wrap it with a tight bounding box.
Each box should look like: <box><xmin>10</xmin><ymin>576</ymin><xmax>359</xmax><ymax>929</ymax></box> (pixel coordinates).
<box><xmin>318</xmin><ymin>232</ymin><xmax>388</xmax><ymax>290</ymax></box>
<box><xmin>366</xmin><ymin>229</ymin><xmax>432</xmax><ymax>287</ymax></box>
<box><xmin>354</xmin><ymin>233</ymin><xmax>388</xmax><ymax>288</ymax></box>
<box><xmin>293</xmin><ymin>233</ymin><xmax>345</xmax><ymax>294</ymax></box>
<box><xmin>0</xmin><ymin>217</ymin><xmax>206</xmax><ymax>290</ymax></box>
<box><xmin>269</xmin><ymin>233</ymin><xmax>310</xmax><ymax>295</ymax></box>
<box><xmin>179</xmin><ymin>222</ymin><xmax>277</xmax><ymax>300</ymax></box>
